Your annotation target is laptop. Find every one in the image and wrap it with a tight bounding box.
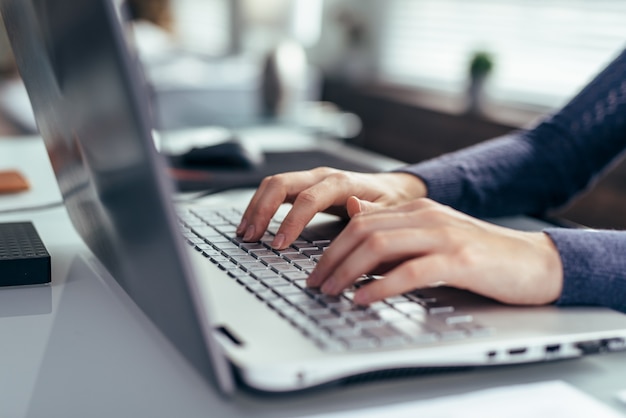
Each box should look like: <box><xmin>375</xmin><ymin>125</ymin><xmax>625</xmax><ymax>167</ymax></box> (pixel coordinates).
<box><xmin>4</xmin><ymin>0</ymin><xmax>626</xmax><ymax>395</ymax></box>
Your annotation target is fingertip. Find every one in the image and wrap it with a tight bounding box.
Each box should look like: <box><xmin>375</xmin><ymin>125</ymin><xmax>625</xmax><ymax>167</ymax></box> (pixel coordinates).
<box><xmin>236</xmin><ymin>218</ymin><xmax>248</xmax><ymax>236</ymax></box>
<box><xmin>353</xmin><ymin>288</ymin><xmax>371</xmax><ymax>305</ymax></box>
<box><xmin>346</xmin><ymin>196</ymin><xmax>362</xmax><ymax>218</ymax></box>
<box><xmin>242</xmin><ymin>224</ymin><xmax>256</xmax><ymax>242</ymax></box>
<box><xmin>306</xmin><ymin>270</ymin><xmax>320</xmax><ymax>287</ymax></box>
<box><xmin>271</xmin><ymin>233</ymin><xmax>285</xmax><ymax>250</ymax></box>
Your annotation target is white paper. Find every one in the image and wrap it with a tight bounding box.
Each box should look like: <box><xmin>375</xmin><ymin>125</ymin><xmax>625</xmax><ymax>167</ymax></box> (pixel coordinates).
<box><xmin>300</xmin><ymin>381</ymin><xmax>624</xmax><ymax>418</ymax></box>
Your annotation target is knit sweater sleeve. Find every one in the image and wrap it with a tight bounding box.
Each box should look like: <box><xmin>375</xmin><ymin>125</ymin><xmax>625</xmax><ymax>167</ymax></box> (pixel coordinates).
<box><xmin>397</xmin><ymin>49</ymin><xmax>626</xmax><ymax>219</ymax></box>
<box><xmin>544</xmin><ymin>229</ymin><xmax>626</xmax><ymax>312</ymax></box>
<box><xmin>394</xmin><ymin>49</ymin><xmax>626</xmax><ymax>312</ymax></box>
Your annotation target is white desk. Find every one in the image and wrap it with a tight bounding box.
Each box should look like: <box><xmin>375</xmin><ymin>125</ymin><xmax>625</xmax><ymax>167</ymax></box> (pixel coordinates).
<box><xmin>2</xmin><ymin>134</ymin><xmax>626</xmax><ymax>418</ymax></box>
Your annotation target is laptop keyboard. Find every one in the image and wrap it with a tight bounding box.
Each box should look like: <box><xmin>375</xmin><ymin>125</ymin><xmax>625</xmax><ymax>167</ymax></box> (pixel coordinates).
<box><xmin>178</xmin><ymin>207</ymin><xmax>493</xmax><ymax>352</ymax></box>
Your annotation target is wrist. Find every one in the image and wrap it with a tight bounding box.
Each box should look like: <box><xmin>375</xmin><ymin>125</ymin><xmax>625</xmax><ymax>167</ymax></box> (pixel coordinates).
<box><xmin>533</xmin><ymin>231</ymin><xmax>564</xmax><ymax>303</ymax></box>
<box><xmin>386</xmin><ymin>172</ymin><xmax>428</xmax><ymax>200</ymax></box>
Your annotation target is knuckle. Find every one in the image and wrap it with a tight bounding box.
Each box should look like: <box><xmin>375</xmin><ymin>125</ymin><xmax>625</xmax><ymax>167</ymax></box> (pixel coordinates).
<box><xmin>412</xmin><ymin>197</ymin><xmax>435</xmax><ymax>209</ymax></box>
<box><xmin>348</xmin><ymin>215</ymin><xmax>369</xmax><ymax>235</ymax></box>
<box><xmin>403</xmin><ymin>259</ymin><xmax>424</xmax><ymax>278</ymax></box>
<box><xmin>419</xmin><ymin>206</ymin><xmax>445</xmax><ymax>223</ymax></box>
<box><xmin>436</xmin><ymin>224</ymin><xmax>458</xmax><ymax>244</ymax></box>
<box><xmin>364</xmin><ymin>231</ymin><xmax>389</xmax><ymax>253</ymax></box>
<box><xmin>327</xmin><ymin>171</ymin><xmax>351</xmax><ymax>184</ymax></box>
<box><xmin>265</xmin><ymin>174</ymin><xmax>286</xmax><ymax>189</ymax></box>
<box><xmin>456</xmin><ymin>246</ymin><xmax>480</xmax><ymax>269</ymax></box>
<box><xmin>259</xmin><ymin>175</ymin><xmax>273</xmax><ymax>187</ymax></box>
<box><xmin>295</xmin><ymin>190</ymin><xmax>318</xmax><ymax>206</ymax></box>
<box><xmin>312</xmin><ymin>166</ymin><xmax>335</xmax><ymax>176</ymax></box>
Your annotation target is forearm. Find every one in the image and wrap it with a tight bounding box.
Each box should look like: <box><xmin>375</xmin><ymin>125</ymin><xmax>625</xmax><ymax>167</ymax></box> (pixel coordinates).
<box><xmin>545</xmin><ymin>228</ymin><xmax>626</xmax><ymax>313</ymax></box>
<box><xmin>397</xmin><ymin>49</ymin><xmax>626</xmax><ymax>218</ymax></box>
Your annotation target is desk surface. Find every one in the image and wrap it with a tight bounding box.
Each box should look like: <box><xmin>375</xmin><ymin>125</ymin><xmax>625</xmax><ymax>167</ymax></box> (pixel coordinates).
<box><xmin>1</xmin><ymin>132</ymin><xmax>626</xmax><ymax>418</ymax></box>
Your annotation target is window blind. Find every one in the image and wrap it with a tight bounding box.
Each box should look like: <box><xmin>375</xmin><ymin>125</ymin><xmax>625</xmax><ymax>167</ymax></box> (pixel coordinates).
<box><xmin>379</xmin><ymin>0</ymin><xmax>626</xmax><ymax>108</ymax></box>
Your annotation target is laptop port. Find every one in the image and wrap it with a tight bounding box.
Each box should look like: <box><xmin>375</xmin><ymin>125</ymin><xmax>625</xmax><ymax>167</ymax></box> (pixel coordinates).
<box><xmin>216</xmin><ymin>325</ymin><xmax>244</xmax><ymax>346</ymax></box>
<box><xmin>507</xmin><ymin>347</ymin><xmax>527</xmax><ymax>356</ymax></box>
<box><xmin>602</xmin><ymin>338</ymin><xmax>626</xmax><ymax>351</ymax></box>
<box><xmin>575</xmin><ymin>340</ymin><xmax>602</xmax><ymax>354</ymax></box>
<box><xmin>545</xmin><ymin>344</ymin><xmax>561</xmax><ymax>354</ymax></box>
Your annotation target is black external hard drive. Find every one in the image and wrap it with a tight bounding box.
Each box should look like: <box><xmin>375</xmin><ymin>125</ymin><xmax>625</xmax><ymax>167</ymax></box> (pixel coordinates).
<box><xmin>0</xmin><ymin>221</ymin><xmax>51</xmax><ymax>286</ymax></box>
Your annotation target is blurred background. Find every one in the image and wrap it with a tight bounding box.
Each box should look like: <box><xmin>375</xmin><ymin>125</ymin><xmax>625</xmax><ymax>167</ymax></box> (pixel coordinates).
<box><xmin>0</xmin><ymin>0</ymin><xmax>625</xmax><ymax>228</ymax></box>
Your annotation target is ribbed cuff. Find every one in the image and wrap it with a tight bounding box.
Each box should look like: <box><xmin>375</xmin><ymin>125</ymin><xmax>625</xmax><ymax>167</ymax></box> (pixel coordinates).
<box><xmin>543</xmin><ymin>227</ymin><xmax>626</xmax><ymax>312</ymax></box>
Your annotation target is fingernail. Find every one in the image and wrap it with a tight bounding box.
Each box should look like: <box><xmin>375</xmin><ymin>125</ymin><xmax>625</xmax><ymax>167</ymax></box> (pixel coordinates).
<box><xmin>321</xmin><ymin>277</ymin><xmax>336</xmax><ymax>294</ymax></box>
<box><xmin>271</xmin><ymin>233</ymin><xmax>285</xmax><ymax>249</ymax></box>
<box><xmin>236</xmin><ymin>218</ymin><xmax>248</xmax><ymax>236</ymax></box>
<box><xmin>354</xmin><ymin>288</ymin><xmax>369</xmax><ymax>305</ymax></box>
<box><xmin>243</xmin><ymin>224</ymin><xmax>256</xmax><ymax>241</ymax></box>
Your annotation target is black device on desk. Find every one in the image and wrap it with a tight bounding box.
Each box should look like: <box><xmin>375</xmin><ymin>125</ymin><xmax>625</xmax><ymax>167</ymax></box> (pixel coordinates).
<box><xmin>0</xmin><ymin>221</ymin><xmax>50</xmax><ymax>287</ymax></box>
<box><xmin>169</xmin><ymin>144</ymin><xmax>381</xmax><ymax>192</ymax></box>
<box><xmin>180</xmin><ymin>138</ymin><xmax>265</xmax><ymax>169</ymax></box>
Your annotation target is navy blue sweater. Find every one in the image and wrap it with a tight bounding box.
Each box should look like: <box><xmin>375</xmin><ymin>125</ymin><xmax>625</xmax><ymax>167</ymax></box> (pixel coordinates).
<box><xmin>398</xmin><ymin>49</ymin><xmax>626</xmax><ymax>312</ymax></box>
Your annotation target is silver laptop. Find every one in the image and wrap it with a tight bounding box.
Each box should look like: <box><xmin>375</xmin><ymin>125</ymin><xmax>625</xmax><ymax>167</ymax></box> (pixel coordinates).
<box><xmin>4</xmin><ymin>0</ymin><xmax>626</xmax><ymax>395</ymax></box>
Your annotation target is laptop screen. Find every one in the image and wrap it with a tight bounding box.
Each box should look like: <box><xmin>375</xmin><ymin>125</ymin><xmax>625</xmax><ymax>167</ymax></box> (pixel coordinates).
<box><xmin>1</xmin><ymin>0</ymin><xmax>234</xmax><ymax>393</ymax></box>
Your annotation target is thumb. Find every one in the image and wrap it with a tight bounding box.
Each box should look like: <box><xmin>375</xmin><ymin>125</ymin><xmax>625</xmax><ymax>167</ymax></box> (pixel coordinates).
<box><xmin>346</xmin><ymin>196</ymin><xmax>381</xmax><ymax>217</ymax></box>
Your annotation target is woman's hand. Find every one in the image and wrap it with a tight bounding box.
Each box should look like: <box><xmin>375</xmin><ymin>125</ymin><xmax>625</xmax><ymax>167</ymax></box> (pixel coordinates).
<box><xmin>307</xmin><ymin>198</ymin><xmax>564</xmax><ymax>306</ymax></box>
<box><xmin>236</xmin><ymin>168</ymin><xmax>427</xmax><ymax>249</ymax></box>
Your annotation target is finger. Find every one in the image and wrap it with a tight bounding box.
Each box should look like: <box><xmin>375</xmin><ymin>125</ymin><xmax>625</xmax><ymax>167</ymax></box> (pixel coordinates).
<box><xmin>346</xmin><ymin>196</ymin><xmax>385</xmax><ymax>218</ymax></box>
<box><xmin>316</xmin><ymin>228</ymin><xmax>442</xmax><ymax>296</ymax></box>
<box><xmin>346</xmin><ymin>196</ymin><xmax>362</xmax><ymax>218</ymax></box>
<box><xmin>308</xmin><ymin>209</ymin><xmax>441</xmax><ymax>287</ymax></box>
<box><xmin>236</xmin><ymin>178</ymin><xmax>275</xmax><ymax>238</ymax></box>
<box><xmin>353</xmin><ymin>255</ymin><xmax>450</xmax><ymax>305</ymax></box>
<box><xmin>271</xmin><ymin>172</ymin><xmax>361</xmax><ymax>248</ymax></box>
<box><xmin>361</xmin><ymin>197</ymin><xmax>438</xmax><ymax>217</ymax></box>
<box><xmin>238</xmin><ymin>169</ymin><xmax>325</xmax><ymax>241</ymax></box>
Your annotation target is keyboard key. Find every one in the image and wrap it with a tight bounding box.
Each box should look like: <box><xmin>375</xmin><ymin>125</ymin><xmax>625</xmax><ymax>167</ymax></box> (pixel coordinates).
<box><xmin>444</xmin><ymin>314</ymin><xmax>474</xmax><ymax>325</ymax></box>
<box><xmin>283</xmin><ymin>271</ymin><xmax>309</xmax><ymax>281</ymax></box>
<box><xmin>249</xmin><ymin>249</ymin><xmax>277</xmax><ymax>258</ymax></box>
<box><xmin>283</xmin><ymin>253</ymin><xmax>310</xmax><ymax>262</ymax></box>
<box><xmin>364</xmin><ymin>325</ymin><xmax>407</xmax><ymax>347</ymax></box>
<box><xmin>301</xmin><ymin>249</ymin><xmax>324</xmax><ymax>257</ymax></box>
<box><xmin>328</xmin><ymin>323</ymin><xmax>361</xmax><ymax>338</ymax></box>
<box><xmin>252</xmin><ymin>270</ymin><xmax>278</xmax><ymax>280</ymax></box>
<box><xmin>292</xmin><ymin>242</ymin><xmax>317</xmax><ymax>251</ymax></box>
<box><xmin>256</xmin><ymin>289</ymin><xmax>280</xmax><ymax>301</ymax></box>
<box><xmin>312</xmin><ymin>240</ymin><xmax>331</xmax><ymax>247</ymax></box>
<box><xmin>393</xmin><ymin>302</ymin><xmax>428</xmax><ymax>321</ymax></box>
<box><xmin>342</xmin><ymin>335</ymin><xmax>377</xmax><ymax>350</ymax></box>
<box><xmin>391</xmin><ymin>320</ymin><xmax>439</xmax><ymax>344</ymax></box>
<box><xmin>284</xmin><ymin>294</ymin><xmax>315</xmax><ymax>305</ymax></box>
<box><xmin>374</xmin><ymin>307</ymin><xmax>407</xmax><ymax>322</ymax></box>
<box><xmin>240</xmin><ymin>243</ymin><xmax>266</xmax><ymax>251</ymax></box>
<box><xmin>274</xmin><ymin>285</ymin><xmax>304</xmax><ymax>297</ymax></box>
<box><xmin>259</xmin><ymin>277</ymin><xmax>291</xmax><ymax>287</ymax></box>
<box><xmin>271</xmin><ymin>264</ymin><xmax>300</xmax><ymax>273</ymax></box>
<box><xmin>259</xmin><ymin>256</ymin><xmax>286</xmax><ymax>265</ymax></box>
<box><xmin>294</xmin><ymin>260</ymin><xmax>317</xmax><ymax>270</ymax></box>
<box><xmin>274</xmin><ymin>247</ymin><xmax>300</xmax><ymax>256</ymax></box>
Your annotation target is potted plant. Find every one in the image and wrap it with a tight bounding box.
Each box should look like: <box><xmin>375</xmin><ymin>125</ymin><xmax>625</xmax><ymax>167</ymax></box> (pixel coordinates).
<box><xmin>466</xmin><ymin>50</ymin><xmax>494</xmax><ymax>115</ymax></box>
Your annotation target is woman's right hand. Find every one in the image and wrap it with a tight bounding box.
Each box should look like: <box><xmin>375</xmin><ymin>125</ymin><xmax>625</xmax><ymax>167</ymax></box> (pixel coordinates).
<box><xmin>236</xmin><ymin>167</ymin><xmax>427</xmax><ymax>249</ymax></box>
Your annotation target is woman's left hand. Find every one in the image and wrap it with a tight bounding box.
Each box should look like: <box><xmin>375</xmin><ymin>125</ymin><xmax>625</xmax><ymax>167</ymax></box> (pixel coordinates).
<box><xmin>307</xmin><ymin>197</ymin><xmax>564</xmax><ymax>306</ymax></box>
